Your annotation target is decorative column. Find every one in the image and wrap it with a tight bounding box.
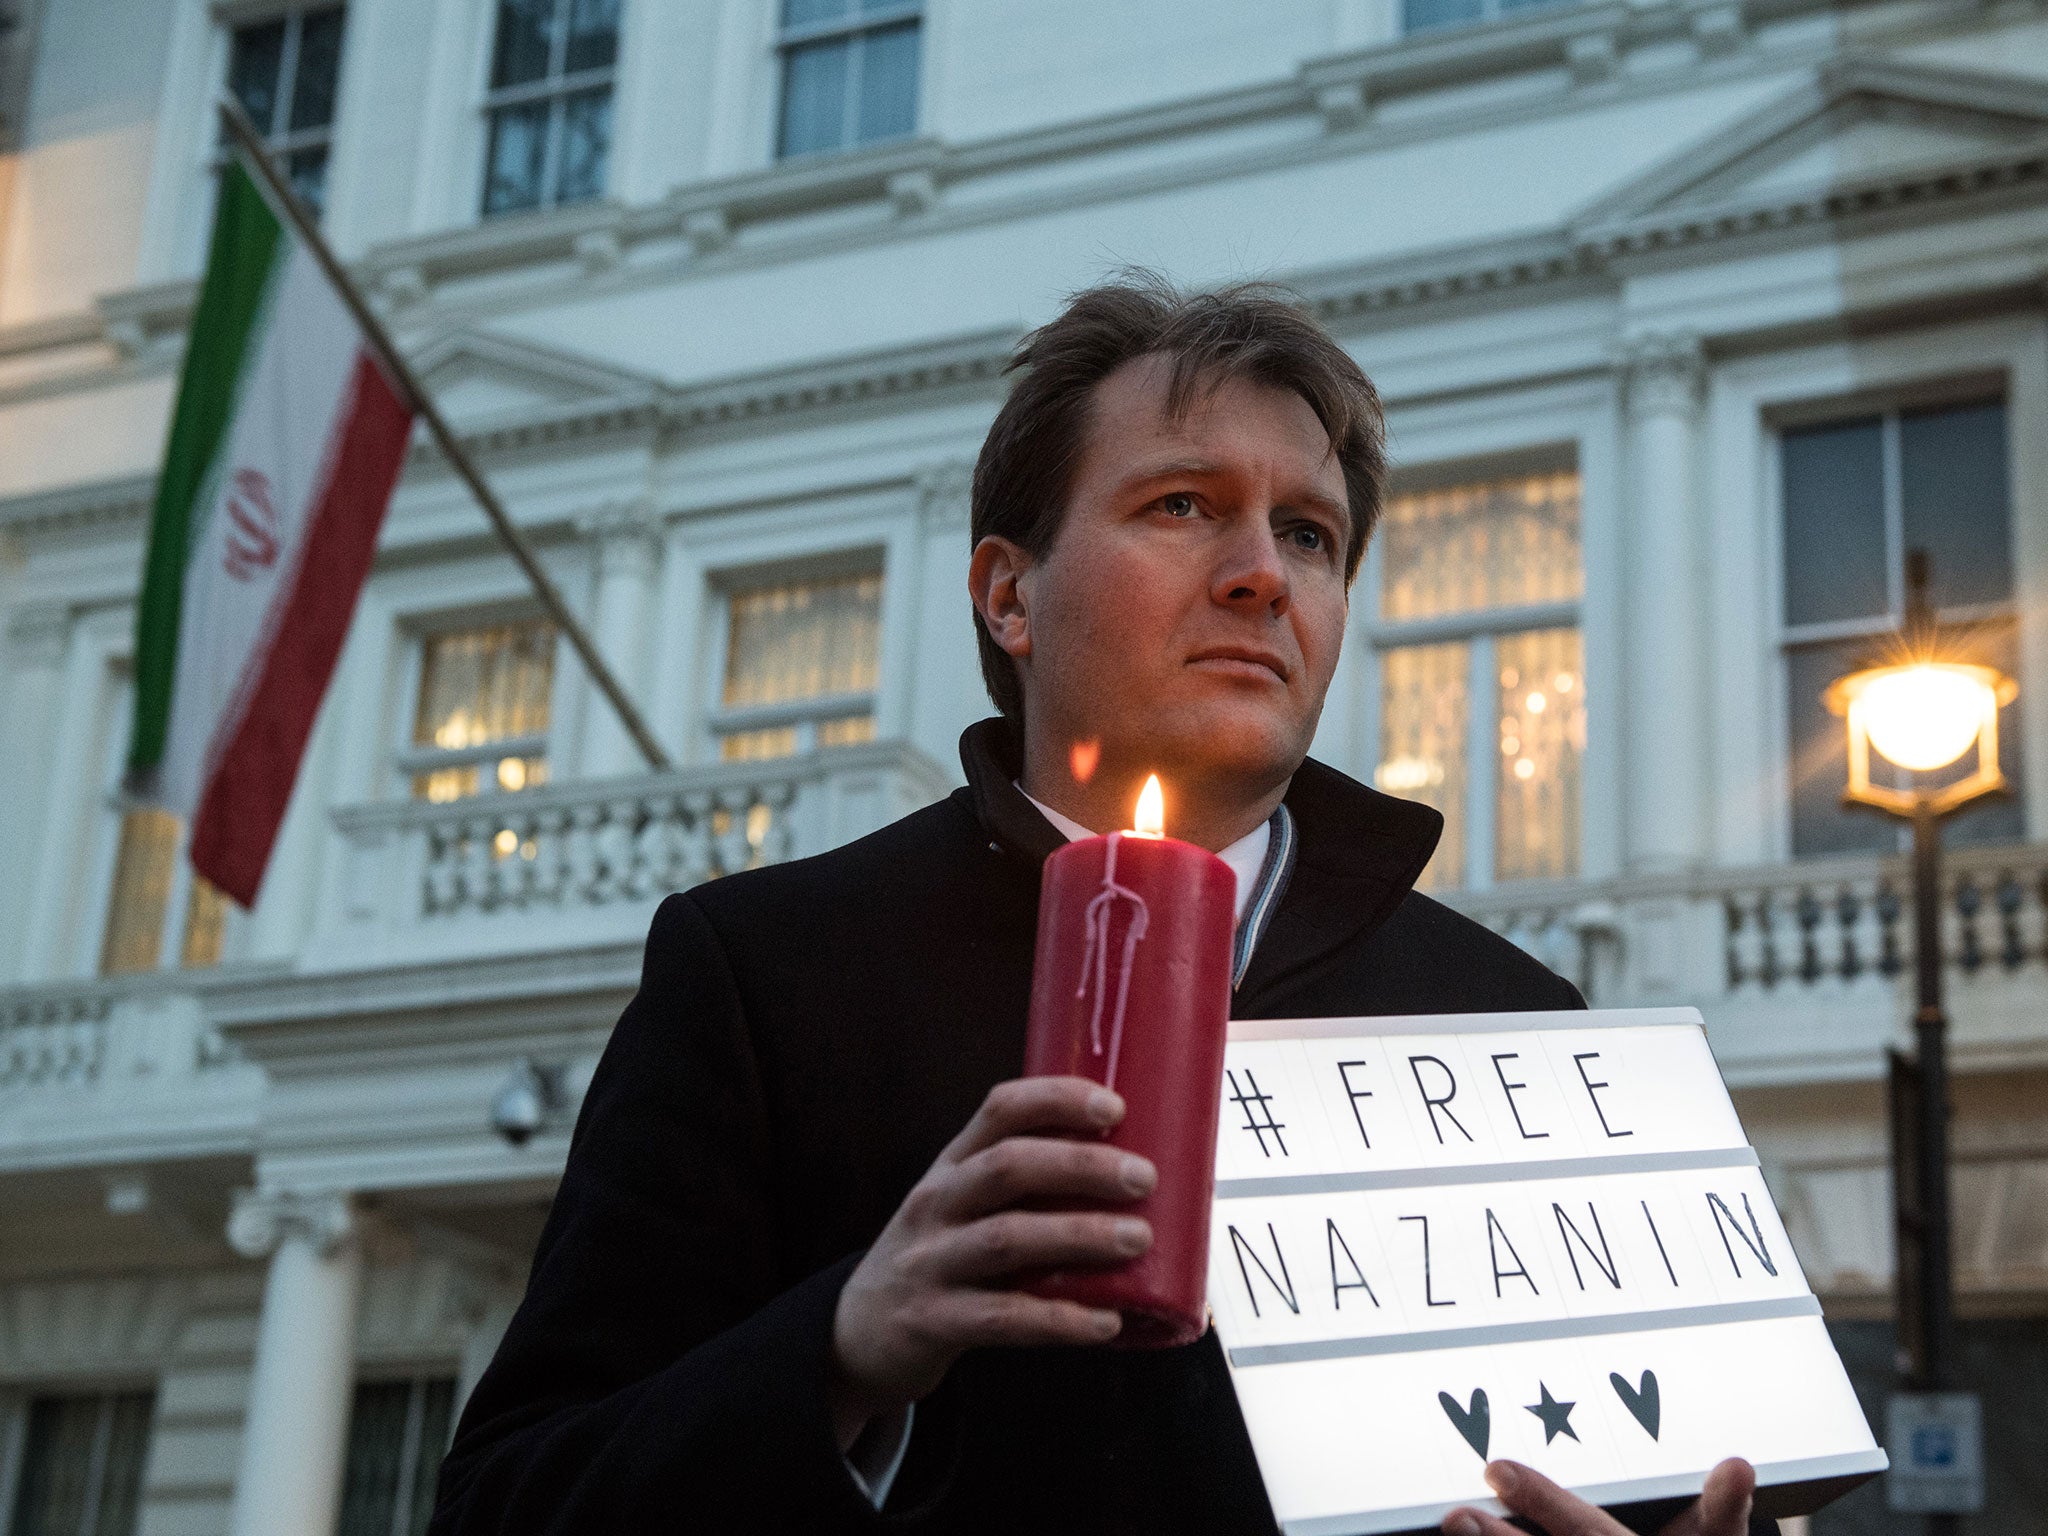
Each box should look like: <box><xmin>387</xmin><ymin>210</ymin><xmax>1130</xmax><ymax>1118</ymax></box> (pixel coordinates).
<box><xmin>227</xmin><ymin>1191</ymin><xmax>363</xmax><ymax>1536</ymax></box>
<box><xmin>1618</xmin><ymin>333</ymin><xmax>1709</xmax><ymax>874</ymax></box>
<box><xmin>574</xmin><ymin>500</ymin><xmax>665</xmax><ymax>779</ymax></box>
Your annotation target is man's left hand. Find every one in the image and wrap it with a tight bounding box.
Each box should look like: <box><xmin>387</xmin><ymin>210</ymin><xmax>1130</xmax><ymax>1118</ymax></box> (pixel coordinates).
<box><xmin>1442</xmin><ymin>1456</ymin><xmax>1757</xmax><ymax>1536</ymax></box>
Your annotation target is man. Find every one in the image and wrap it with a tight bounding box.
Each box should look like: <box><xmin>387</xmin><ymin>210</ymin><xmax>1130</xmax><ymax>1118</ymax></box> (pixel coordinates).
<box><xmin>432</xmin><ymin>278</ymin><xmax>1761</xmax><ymax>1534</ymax></box>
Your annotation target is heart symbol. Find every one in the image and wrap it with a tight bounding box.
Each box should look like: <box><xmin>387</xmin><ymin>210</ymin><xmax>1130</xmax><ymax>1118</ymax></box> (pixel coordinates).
<box><xmin>1438</xmin><ymin>1388</ymin><xmax>1490</xmax><ymax>1460</ymax></box>
<box><xmin>1610</xmin><ymin>1370</ymin><xmax>1660</xmax><ymax>1440</ymax></box>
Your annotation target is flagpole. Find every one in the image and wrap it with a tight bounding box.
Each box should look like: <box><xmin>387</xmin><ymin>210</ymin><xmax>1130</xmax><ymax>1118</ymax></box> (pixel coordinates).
<box><xmin>215</xmin><ymin>98</ymin><xmax>672</xmax><ymax>774</ymax></box>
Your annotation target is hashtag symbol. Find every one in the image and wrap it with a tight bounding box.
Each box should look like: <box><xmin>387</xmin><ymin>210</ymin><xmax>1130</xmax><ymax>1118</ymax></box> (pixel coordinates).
<box><xmin>1227</xmin><ymin>1068</ymin><xmax>1288</xmax><ymax>1158</ymax></box>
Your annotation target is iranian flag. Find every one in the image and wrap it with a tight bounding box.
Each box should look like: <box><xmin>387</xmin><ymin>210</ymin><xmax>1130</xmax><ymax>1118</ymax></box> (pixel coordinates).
<box><xmin>126</xmin><ymin>160</ymin><xmax>413</xmax><ymax>907</ymax></box>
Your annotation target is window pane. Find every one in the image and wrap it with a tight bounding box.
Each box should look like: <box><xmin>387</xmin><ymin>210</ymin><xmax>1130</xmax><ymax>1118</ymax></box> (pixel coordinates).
<box><xmin>338</xmin><ymin>1382</ymin><xmax>409</xmax><ymax>1536</ymax></box>
<box><xmin>557</xmin><ymin>89</ymin><xmax>611</xmax><ymax>205</ymax></box>
<box><xmin>228</xmin><ymin>18</ymin><xmax>287</xmax><ymax>135</ymax></box>
<box><xmin>180</xmin><ymin>876</ymin><xmax>228</xmax><ymax>968</ymax></box>
<box><xmin>411</xmin><ymin>624</ymin><xmax>554</xmax><ymax>804</ymax></box>
<box><xmin>100</xmin><ymin>807</ymin><xmax>180</xmax><ymax>975</ymax></box>
<box><xmin>779</xmin><ymin>37</ymin><xmax>851</xmax><ymax>157</ymax></box>
<box><xmin>1404</xmin><ymin>0</ymin><xmax>1485</xmax><ymax>30</ymax></box>
<box><xmin>9</xmin><ymin>1392</ymin><xmax>154</xmax><ymax>1536</ymax></box>
<box><xmin>564</xmin><ymin>0</ymin><xmax>620</xmax><ymax>73</ymax></box>
<box><xmin>1377</xmin><ymin>642</ymin><xmax>1468</xmax><ymax>890</ymax></box>
<box><xmin>490</xmin><ymin>0</ymin><xmax>556</xmax><ymax>89</ymax></box>
<box><xmin>414</xmin><ymin>622</ymin><xmax>556</xmax><ymax>750</ymax></box>
<box><xmin>1496</xmin><ymin>628</ymin><xmax>1583</xmax><ymax>882</ymax></box>
<box><xmin>1787</xmin><ymin>628</ymin><xmax>2025</xmax><ymax>857</ymax></box>
<box><xmin>722</xmin><ymin>572</ymin><xmax>882</xmax><ymax>708</ymax></box>
<box><xmin>784</xmin><ymin>0</ymin><xmax>851</xmax><ymax>25</ymax></box>
<box><xmin>818</xmin><ymin>714</ymin><xmax>876</xmax><ymax>747</ymax></box>
<box><xmin>483</xmin><ymin>100</ymin><xmax>551</xmax><ymax>215</ymax></box>
<box><xmin>289</xmin><ymin>8</ymin><xmax>346</xmax><ymax>131</ymax></box>
<box><xmin>1380</xmin><ymin>470</ymin><xmax>1581</xmax><ymax>622</ymax></box>
<box><xmin>1901</xmin><ymin>400</ymin><xmax>2011</xmax><ymax>610</ymax></box>
<box><xmin>854</xmin><ymin>22</ymin><xmax>919</xmax><ymax>145</ymax></box>
<box><xmin>404</xmin><ymin>1380</ymin><xmax>456</xmax><ymax>1536</ymax></box>
<box><xmin>1781</xmin><ymin>418</ymin><xmax>1886</xmax><ymax>627</ymax></box>
<box><xmin>91</xmin><ymin>1394</ymin><xmax>154</xmax><ymax>1536</ymax></box>
<box><xmin>721</xmin><ymin>725</ymin><xmax>800</xmax><ymax>762</ymax></box>
<box><xmin>286</xmin><ymin>147</ymin><xmax>329</xmax><ymax>215</ymax></box>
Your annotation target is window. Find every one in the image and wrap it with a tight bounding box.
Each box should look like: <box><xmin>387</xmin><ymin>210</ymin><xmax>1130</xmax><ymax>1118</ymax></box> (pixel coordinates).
<box><xmin>336</xmin><ymin>1376</ymin><xmax>454</xmax><ymax>1536</ymax></box>
<box><xmin>713</xmin><ymin>570</ymin><xmax>882</xmax><ymax>760</ymax></box>
<box><xmin>98</xmin><ymin>809</ymin><xmax>228</xmax><ymax>975</ymax></box>
<box><xmin>226</xmin><ymin>7</ymin><xmax>346</xmax><ymax>214</ymax></box>
<box><xmin>480</xmin><ymin>0</ymin><xmax>619</xmax><ymax>217</ymax></box>
<box><xmin>776</xmin><ymin>0</ymin><xmax>921</xmax><ymax>160</ymax></box>
<box><xmin>1780</xmin><ymin>398</ymin><xmax>2022</xmax><ymax>857</ymax></box>
<box><xmin>6</xmin><ymin>1390</ymin><xmax>153</xmax><ymax>1536</ymax></box>
<box><xmin>1403</xmin><ymin>0</ymin><xmax>1574</xmax><ymax>31</ymax></box>
<box><xmin>404</xmin><ymin>621</ymin><xmax>556</xmax><ymax>802</ymax></box>
<box><xmin>1372</xmin><ymin>468</ymin><xmax>1585</xmax><ymax>889</ymax></box>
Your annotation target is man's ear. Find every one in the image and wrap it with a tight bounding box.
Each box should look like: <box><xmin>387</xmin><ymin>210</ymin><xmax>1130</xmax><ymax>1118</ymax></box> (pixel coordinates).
<box><xmin>969</xmin><ymin>535</ymin><xmax>1033</xmax><ymax>661</ymax></box>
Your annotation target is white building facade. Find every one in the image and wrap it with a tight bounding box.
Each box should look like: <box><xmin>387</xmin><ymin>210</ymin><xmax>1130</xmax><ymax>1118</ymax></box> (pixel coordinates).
<box><xmin>2</xmin><ymin>0</ymin><xmax>2047</xmax><ymax>1530</ymax></box>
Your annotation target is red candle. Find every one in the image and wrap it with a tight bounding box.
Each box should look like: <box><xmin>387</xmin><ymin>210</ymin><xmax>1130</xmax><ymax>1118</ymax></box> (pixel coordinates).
<box><xmin>1023</xmin><ymin>776</ymin><xmax>1235</xmax><ymax>1349</ymax></box>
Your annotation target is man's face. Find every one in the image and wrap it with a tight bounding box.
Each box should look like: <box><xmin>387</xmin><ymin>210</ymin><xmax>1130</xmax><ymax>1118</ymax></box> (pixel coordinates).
<box><xmin>1003</xmin><ymin>354</ymin><xmax>1352</xmax><ymax>805</ymax></box>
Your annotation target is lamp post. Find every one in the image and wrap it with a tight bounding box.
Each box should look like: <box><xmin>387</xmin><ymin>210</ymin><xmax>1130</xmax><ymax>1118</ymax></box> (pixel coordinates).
<box><xmin>1823</xmin><ymin>550</ymin><xmax>2012</xmax><ymax>1529</ymax></box>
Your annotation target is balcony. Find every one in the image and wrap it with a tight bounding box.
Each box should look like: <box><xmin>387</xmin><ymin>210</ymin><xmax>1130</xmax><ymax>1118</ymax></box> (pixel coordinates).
<box><xmin>1444</xmin><ymin>839</ymin><xmax>2048</xmax><ymax>1084</ymax></box>
<box><xmin>313</xmin><ymin>741</ymin><xmax>957</xmax><ymax>970</ymax></box>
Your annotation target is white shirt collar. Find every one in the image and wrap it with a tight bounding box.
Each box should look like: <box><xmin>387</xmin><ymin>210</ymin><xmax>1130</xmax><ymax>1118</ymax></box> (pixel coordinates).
<box><xmin>1018</xmin><ymin>787</ymin><xmax>1272</xmax><ymax>923</ymax></box>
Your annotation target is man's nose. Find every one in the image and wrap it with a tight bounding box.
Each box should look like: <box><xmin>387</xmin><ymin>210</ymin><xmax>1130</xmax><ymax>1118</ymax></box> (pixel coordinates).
<box><xmin>1212</xmin><ymin>512</ymin><xmax>1290</xmax><ymax>615</ymax></box>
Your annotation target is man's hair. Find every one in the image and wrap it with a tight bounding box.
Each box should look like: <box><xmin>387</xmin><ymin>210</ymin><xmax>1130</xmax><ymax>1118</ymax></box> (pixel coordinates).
<box><xmin>970</xmin><ymin>272</ymin><xmax>1386</xmax><ymax>723</ymax></box>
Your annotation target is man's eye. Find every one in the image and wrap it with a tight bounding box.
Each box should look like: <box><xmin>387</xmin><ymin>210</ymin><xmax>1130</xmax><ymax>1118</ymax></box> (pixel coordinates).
<box><xmin>1160</xmin><ymin>493</ymin><xmax>1197</xmax><ymax>518</ymax></box>
<box><xmin>1287</xmin><ymin>524</ymin><xmax>1326</xmax><ymax>552</ymax></box>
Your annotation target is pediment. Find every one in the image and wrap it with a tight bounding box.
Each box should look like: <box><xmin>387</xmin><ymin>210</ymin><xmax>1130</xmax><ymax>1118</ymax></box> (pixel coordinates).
<box><xmin>408</xmin><ymin>327</ymin><xmax>659</xmax><ymax>425</ymax></box>
<box><xmin>1576</xmin><ymin>58</ymin><xmax>2048</xmax><ymax>230</ymax></box>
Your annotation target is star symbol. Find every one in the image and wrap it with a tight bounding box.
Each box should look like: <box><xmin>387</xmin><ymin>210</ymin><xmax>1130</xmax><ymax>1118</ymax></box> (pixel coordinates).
<box><xmin>1525</xmin><ymin>1382</ymin><xmax>1579</xmax><ymax>1445</ymax></box>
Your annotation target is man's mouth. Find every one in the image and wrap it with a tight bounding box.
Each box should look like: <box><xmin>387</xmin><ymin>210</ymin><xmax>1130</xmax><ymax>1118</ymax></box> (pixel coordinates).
<box><xmin>1186</xmin><ymin>646</ymin><xmax>1290</xmax><ymax>683</ymax></box>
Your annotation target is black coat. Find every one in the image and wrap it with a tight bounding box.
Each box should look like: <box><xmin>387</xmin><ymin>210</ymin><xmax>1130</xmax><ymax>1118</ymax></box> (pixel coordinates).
<box><xmin>431</xmin><ymin>722</ymin><xmax>1584</xmax><ymax>1535</ymax></box>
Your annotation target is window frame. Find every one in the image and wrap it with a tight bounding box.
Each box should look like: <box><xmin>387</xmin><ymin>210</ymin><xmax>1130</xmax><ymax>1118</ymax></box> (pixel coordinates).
<box><xmin>337</xmin><ymin>1370</ymin><xmax>458</xmax><ymax>1536</ymax></box>
<box><xmin>391</xmin><ymin>608</ymin><xmax>561</xmax><ymax>802</ymax></box>
<box><xmin>215</xmin><ymin>3</ymin><xmax>349</xmax><ymax>214</ymax></box>
<box><xmin>477</xmin><ymin>0</ymin><xmax>622</xmax><ymax>218</ymax></box>
<box><xmin>1363</xmin><ymin>448</ymin><xmax>1586</xmax><ymax>892</ymax></box>
<box><xmin>1402</xmin><ymin>0</ymin><xmax>1578</xmax><ymax>35</ymax></box>
<box><xmin>702</xmin><ymin>553</ymin><xmax>887</xmax><ymax>762</ymax></box>
<box><xmin>1</xmin><ymin>1385</ymin><xmax>157</xmax><ymax>1536</ymax></box>
<box><xmin>1772</xmin><ymin>386</ymin><xmax>2021</xmax><ymax>858</ymax></box>
<box><xmin>773</xmin><ymin>0</ymin><xmax>924</xmax><ymax>162</ymax></box>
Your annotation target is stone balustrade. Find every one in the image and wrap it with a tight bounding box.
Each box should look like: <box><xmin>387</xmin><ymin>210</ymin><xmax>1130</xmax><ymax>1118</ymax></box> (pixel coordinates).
<box><xmin>0</xmin><ymin>980</ymin><xmax>115</xmax><ymax>1089</ymax></box>
<box><xmin>1442</xmin><ymin>840</ymin><xmax>2048</xmax><ymax>1080</ymax></box>
<box><xmin>317</xmin><ymin>741</ymin><xmax>956</xmax><ymax>967</ymax></box>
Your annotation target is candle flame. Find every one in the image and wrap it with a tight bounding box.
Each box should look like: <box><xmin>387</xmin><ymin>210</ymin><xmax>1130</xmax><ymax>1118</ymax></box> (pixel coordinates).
<box><xmin>1132</xmin><ymin>774</ymin><xmax>1165</xmax><ymax>838</ymax></box>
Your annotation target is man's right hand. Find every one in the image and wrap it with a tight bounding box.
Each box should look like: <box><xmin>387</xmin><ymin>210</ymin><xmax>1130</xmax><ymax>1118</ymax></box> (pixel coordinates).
<box><xmin>828</xmin><ymin>1076</ymin><xmax>1157</xmax><ymax>1451</ymax></box>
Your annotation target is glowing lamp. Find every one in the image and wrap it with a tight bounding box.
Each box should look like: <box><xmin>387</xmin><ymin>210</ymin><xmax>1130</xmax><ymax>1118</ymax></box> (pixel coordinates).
<box><xmin>1823</xmin><ymin>659</ymin><xmax>2015</xmax><ymax>815</ymax></box>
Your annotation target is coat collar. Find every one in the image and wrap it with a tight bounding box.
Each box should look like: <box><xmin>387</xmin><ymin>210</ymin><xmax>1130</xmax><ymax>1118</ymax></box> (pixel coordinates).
<box><xmin>956</xmin><ymin>718</ymin><xmax>1443</xmax><ymax>1004</ymax></box>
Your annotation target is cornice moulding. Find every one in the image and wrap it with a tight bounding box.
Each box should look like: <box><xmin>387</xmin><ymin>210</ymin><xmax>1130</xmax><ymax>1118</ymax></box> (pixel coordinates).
<box><xmin>223</xmin><ymin>0</ymin><xmax>1901</xmax><ymax>315</ymax></box>
<box><xmin>1574</xmin><ymin>135</ymin><xmax>2048</xmax><ymax>259</ymax></box>
<box><xmin>0</xmin><ymin>474</ymin><xmax>153</xmax><ymax>539</ymax></box>
<box><xmin>662</xmin><ymin>323</ymin><xmax>1020</xmax><ymax>431</ymax></box>
<box><xmin>206</xmin><ymin>942</ymin><xmax>642</xmax><ymax>1062</ymax></box>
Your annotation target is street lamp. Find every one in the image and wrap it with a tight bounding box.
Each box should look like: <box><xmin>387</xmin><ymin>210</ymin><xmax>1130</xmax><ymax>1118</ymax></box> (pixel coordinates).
<box><xmin>1824</xmin><ymin>550</ymin><xmax>2011</xmax><ymax>1527</ymax></box>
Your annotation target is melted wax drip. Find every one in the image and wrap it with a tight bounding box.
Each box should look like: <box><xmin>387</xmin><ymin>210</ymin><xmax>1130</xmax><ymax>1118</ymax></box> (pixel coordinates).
<box><xmin>1076</xmin><ymin>832</ymin><xmax>1150</xmax><ymax>1092</ymax></box>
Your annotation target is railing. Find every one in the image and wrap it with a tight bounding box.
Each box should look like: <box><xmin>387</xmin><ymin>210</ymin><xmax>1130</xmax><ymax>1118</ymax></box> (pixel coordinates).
<box><xmin>0</xmin><ymin>981</ymin><xmax>114</xmax><ymax>1089</ymax></box>
<box><xmin>319</xmin><ymin>741</ymin><xmax>956</xmax><ymax>966</ymax></box>
<box><xmin>1443</xmin><ymin>840</ymin><xmax>2048</xmax><ymax>1078</ymax></box>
